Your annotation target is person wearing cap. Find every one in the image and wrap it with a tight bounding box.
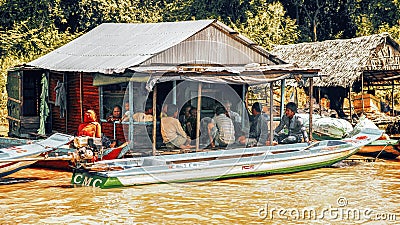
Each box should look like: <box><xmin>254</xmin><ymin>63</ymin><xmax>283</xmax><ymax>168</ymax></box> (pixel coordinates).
<box><xmin>274</xmin><ymin>102</ymin><xmax>309</xmax><ymax>144</ymax></box>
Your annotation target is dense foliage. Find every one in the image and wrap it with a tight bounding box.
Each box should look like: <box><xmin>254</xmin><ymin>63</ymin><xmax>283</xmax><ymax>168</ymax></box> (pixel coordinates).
<box><xmin>1</xmin><ymin>0</ymin><xmax>400</xmax><ymax>128</ymax></box>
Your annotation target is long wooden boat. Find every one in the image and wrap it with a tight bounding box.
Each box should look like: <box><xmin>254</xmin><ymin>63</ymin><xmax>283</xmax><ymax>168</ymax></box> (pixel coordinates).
<box><xmin>0</xmin><ymin>133</ymin><xmax>74</xmax><ymax>178</ymax></box>
<box><xmin>71</xmin><ymin>128</ymin><xmax>382</xmax><ymax>189</ymax></box>
<box><xmin>32</xmin><ymin>142</ymin><xmax>129</xmax><ymax>171</ymax></box>
<box><xmin>302</xmin><ymin>116</ymin><xmax>399</xmax><ymax>159</ymax></box>
<box><xmin>0</xmin><ymin>134</ymin><xmax>129</xmax><ymax>172</ymax></box>
<box><xmin>358</xmin><ymin>139</ymin><xmax>400</xmax><ymax>159</ymax></box>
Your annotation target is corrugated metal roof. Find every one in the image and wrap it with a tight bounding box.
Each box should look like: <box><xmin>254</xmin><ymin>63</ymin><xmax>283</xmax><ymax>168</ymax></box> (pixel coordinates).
<box><xmin>28</xmin><ymin>20</ymin><xmax>216</xmax><ymax>74</ymax></box>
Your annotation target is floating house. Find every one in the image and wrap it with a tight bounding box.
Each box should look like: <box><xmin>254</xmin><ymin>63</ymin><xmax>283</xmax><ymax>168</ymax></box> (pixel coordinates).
<box><xmin>7</xmin><ymin>20</ymin><xmax>319</xmax><ymax>154</ymax></box>
<box><xmin>272</xmin><ymin>33</ymin><xmax>400</xmax><ymax>121</ymax></box>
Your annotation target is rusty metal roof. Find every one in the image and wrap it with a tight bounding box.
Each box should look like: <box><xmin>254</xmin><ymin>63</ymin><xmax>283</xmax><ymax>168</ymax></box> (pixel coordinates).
<box><xmin>28</xmin><ymin>20</ymin><xmax>217</xmax><ymax>74</ymax></box>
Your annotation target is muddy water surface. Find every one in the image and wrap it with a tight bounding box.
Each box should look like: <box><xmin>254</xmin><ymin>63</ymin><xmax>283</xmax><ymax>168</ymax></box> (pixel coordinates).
<box><xmin>0</xmin><ymin>159</ymin><xmax>399</xmax><ymax>224</ymax></box>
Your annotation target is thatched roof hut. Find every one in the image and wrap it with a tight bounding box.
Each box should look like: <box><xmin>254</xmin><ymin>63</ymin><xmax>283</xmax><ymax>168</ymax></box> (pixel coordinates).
<box><xmin>272</xmin><ymin>33</ymin><xmax>400</xmax><ymax>87</ymax></box>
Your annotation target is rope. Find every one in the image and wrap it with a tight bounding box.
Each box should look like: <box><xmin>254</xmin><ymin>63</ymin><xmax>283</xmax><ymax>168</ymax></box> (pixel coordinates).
<box><xmin>374</xmin><ymin>142</ymin><xmax>389</xmax><ymax>161</ymax></box>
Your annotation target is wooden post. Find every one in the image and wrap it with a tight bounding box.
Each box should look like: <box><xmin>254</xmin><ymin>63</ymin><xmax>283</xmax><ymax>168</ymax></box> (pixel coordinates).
<box><xmin>318</xmin><ymin>87</ymin><xmax>322</xmax><ymax>116</ymax></box>
<box><xmin>80</xmin><ymin>72</ymin><xmax>83</xmax><ymax>122</ymax></box>
<box><xmin>172</xmin><ymin>81</ymin><xmax>177</xmax><ymax>104</ymax></box>
<box><xmin>309</xmin><ymin>78</ymin><xmax>313</xmax><ymax>142</ymax></box>
<box><xmin>392</xmin><ymin>81</ymin><xmax>395</xmax><ymax>116</ymax></box>
<box><xmin>128</xmin><ymin>82</ymin><xmax>134</xmax><ymax>143</ymax></box>
<box><xmin>152</xmin><ymin>85</ymin><xmax>157</xmax><ymax>156</ymax></box>
<box><xmin>242</xmin><ymin>84</ymin><xmax>246</xmax><ymax>129</ymax></box>
<box><xmin>64</xmin><ymin>73</ymin><xmax>68</xmax><ymax>133</ymax></box>
<box><xmin>349</xmin><ymin>85</ymin><xmax>353</xmax><ymax>123</ymax></box>
<box><xmin>196</xmin><ymin>82</ymin><xmax>202</xmax><ymax>152</ymax></box>
<box><xmin>361</xmin><ymin>74</ymin><xmax>364</xmax><ymax>114</ymax></box>
<box><xmin>264</xmin><ymin>85</ymin><xmax>268</xmax><ymax>107</ymax></box>
<box><xmin>269</xmin><ymin>82</ymin><xmax>274</xmax><ymax>145</ymax></box>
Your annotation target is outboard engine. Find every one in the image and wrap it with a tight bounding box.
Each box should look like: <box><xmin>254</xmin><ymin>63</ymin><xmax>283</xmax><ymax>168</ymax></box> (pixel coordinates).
<box><xmin>69</xmin><ymin>137</ymin><xmax>103</xmax><ymax>168</ymax></box>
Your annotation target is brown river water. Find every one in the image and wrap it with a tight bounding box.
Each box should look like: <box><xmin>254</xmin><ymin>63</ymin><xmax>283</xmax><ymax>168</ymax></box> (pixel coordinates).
<box><xmin>0</xmin><ymin>158</ymin><xmax>399</xmax><ymax>225</ymax></box>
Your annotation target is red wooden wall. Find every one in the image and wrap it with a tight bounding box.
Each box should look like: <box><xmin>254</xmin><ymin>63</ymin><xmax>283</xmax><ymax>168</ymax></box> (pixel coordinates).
<box><xmin>48</xmin><ymin>71</ymin><xmax>126</xmax><ymax>143</ymax></box>
<box><xmin>48</xmin><ymin>72</ymin><xmax>66</xmax><ymax>133</ymax></box>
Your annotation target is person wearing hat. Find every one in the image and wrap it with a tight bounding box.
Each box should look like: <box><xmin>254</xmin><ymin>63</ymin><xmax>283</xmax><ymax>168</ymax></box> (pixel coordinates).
<box><xmin>274</xmin><ymin>102</ymin><xmax>309</xmax><ymax>144</ymax></box>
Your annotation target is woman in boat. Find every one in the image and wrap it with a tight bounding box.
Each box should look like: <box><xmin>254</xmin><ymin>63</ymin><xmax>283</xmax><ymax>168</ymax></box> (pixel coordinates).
<box><xmin>106</xmin><ymin>105</ymin><xmax>122</xmax><ymax>122</ymax></box>
<box><xmin>78</xmin><ymin>110</ymin><xmax>102</xmax><ymax>138</ymax></box>
<box><xmin>274</xmin><ymin>102</ymin><xmax>309</xmax><ymax>144</ymax></box>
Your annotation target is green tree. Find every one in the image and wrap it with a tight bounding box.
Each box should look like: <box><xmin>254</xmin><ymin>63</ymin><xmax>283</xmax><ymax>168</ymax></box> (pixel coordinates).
<box><xmin>233</xmin><ymin>2</ymin><xmax>299</xmax><ymax>50</ymax></box>
<box><xmin>352</xmin><ymin>0</ymin><xmax>400</xmax><ymax>39</ymax></box>
<box><xmin>184</xmin><ymin>0</ymin><xmax>250</xmax><ymax>23</ymax></box>
<box><xmin>0</xmin><ymin>0</ymin><xmax>80</xmax><ymax>128</ymax></box>
<box><xmin>281</xmin><ymin>0</ymin><xmax>357</xmax><ymax>42</ymax></box>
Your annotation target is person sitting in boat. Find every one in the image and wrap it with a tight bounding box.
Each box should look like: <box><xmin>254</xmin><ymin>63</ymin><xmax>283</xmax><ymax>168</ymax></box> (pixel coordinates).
<box><xmin>238</xmin><ymin>102</ymin><xmax>270</xmax><ymax>146</ymax></box>
<box><xmin>121</xmin><ymin>101</ymin><xmax>131</xmax><ymax>122</ymax></box>
<box><xmin>106</xmin><ymin>105</ymin><xmax>122</xmax><ymax>122</ymax></box>
<box><xmin>78</xmin><ymin>110</ymin><xmax>102</xmax><ymax>138</ymax></box>
<box><xmin>160</xmin><ymin>103</ymin><xmax>168</xmax><ymax>119</ymax></box>
<box><xmin>77</xmin><ymin>109</ymin><xmax>118</xmax><ymax>149</ymax></box>
<box><xmin>185</xmin><ymin>107</ymin><xmax>198</xmax><ymax>140</ymax></box>
<box><xmin>161</xmin><ymin>104</ymin><xmax>193</xmax><ymax>149</ymax></box>
<box><xmin>179</xmin><ymin>105</ymin><xmax>192</xmax><ymax>129</ymax></box>
<box><xmin>274</xmin><ymin>102</ymin><xmax>309</xmax><ymax>144</ymax></box>
<box><xmin>209</xmin><ymin>105</ymin><xmax>236</xmax><ymax>148</ymax></box>
<box><xmin>223</xmin><ymin>100</ymin><xmax>241</xmax><ymax>124</ymax></box>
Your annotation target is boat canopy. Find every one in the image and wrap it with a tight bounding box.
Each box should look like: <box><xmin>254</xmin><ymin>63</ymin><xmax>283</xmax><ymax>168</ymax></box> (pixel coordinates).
<box><xmin>92</xmin><ymin>64</ymin><xmax>321</xmax><ymax>90</ymax></box>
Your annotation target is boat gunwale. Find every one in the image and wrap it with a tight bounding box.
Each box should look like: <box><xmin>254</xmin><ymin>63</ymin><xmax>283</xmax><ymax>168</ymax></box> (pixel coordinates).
<box><xmin>93</xmin><ymin>144</ymin><xmax>360</xmax><ymax>178</ymax></box>
<box><xmin>89</xmin><ymin>140</ymin><xmax>352</xmax><ymax>166</ymax></box>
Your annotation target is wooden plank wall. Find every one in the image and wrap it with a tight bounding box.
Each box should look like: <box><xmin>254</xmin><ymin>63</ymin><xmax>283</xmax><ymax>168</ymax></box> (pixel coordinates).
<box><xmin>65</xmin><ymin>73</ymin><xmax>100</xmax><ymax>135</ymax></box>
<box><xmin>49</xmin><ymin>72</ymin><xmax>66</xmax><ymax>133</ymax></box>
<box><xmin>101</xmin><ymin>122</ymin><xmax>127</xmax><ymax>143</ymax></box>
<box><xmin>49</xmin><ymin>72</ymin><xmax>98</xmax><ymax>135</ymax></box>
<box><xmin>48</xmin><ymin>72</ymin><xmax>126</xmax><ymax>143</ymax></box>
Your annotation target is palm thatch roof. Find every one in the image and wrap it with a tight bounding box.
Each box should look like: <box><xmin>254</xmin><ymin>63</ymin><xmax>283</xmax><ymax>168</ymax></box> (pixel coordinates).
<box><xmin>272</xmin><ymin>33</ymin><xmax>400</xmax><ymax>87</ymax></box>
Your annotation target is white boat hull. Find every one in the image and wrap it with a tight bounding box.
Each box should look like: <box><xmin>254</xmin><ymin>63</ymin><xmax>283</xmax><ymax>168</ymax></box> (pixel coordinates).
<box><xmin>0</xmin><ymin>133</ymin><xmax>74</xmax><ymax>178</ymax></box>
<box><xmin>71</xmin><ymin>128</ymin><xmax>382</xmax><ymax>188</ymax></box>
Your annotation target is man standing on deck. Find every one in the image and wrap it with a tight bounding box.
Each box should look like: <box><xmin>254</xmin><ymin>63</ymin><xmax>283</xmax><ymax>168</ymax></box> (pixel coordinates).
<box><xmin>274</xmin><ymin>102</ymin><xmax>309</xmax><ymax>144</ymax></box>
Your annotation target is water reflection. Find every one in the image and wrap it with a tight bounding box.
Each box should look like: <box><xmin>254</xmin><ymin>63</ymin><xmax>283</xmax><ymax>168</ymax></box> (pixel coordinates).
<box><xmin>0</xmin><ymin>159</ymin><xmax>399</xmax><ymax>224</ymax></box>
<box><xmin>0</xmin><ymin>177</ymin><xmax>37</xmax><ymax>185</ymax></box>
